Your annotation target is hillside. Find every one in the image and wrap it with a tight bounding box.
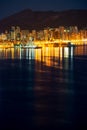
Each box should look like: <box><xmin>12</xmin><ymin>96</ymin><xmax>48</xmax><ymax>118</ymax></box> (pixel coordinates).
<box><xmin>0</xmin><ymin>9</ymin><xmax>87</xmax><ymax>32</ymax></box>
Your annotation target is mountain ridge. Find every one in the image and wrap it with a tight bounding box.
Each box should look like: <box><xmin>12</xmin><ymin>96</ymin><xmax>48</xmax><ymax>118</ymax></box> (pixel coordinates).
<box><xmin>0</xmin><ymin>9</ymin><xmax>87</xmax><ymax>32</ymax></box>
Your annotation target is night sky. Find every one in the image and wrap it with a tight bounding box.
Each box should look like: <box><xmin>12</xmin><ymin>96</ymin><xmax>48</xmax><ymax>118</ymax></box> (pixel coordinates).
<box><xmin>0</xmin><ymin>0</ymin><xmax>87</xmax><ymax>19</ymax></box>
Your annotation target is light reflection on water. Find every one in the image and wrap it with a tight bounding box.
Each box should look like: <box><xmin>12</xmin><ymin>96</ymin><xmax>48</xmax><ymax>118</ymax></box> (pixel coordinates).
<box><xmin>0</xmin><ymin>46</ymin><xmax>87</xmax><ymax>129</ymax></box>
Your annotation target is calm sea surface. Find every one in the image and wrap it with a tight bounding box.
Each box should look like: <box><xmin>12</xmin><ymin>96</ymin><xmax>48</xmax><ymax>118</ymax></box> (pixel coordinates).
<box><xmin>0</xmin><ymin>46</ymin><xmax>87</xmax><ymax>129</ymax></box>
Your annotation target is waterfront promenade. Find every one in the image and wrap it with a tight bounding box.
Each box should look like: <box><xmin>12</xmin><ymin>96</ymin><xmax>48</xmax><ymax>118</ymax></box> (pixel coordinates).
<box><xmin>0</xmin><ymin>39</ymin><xmax>87</xmax><ymax>48</ymax></box>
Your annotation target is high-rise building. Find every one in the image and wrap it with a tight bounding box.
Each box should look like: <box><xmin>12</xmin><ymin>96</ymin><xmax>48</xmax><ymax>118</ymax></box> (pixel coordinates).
<box><xmin>21</xmin><ymin>30</ymin><xmax>29</xmax><ymax>41</ymax></box>
<box><xmin>15</xmin><ymin>26</ymin><xmax>21</xmax><ymax>40</ymax></box>
<box><xmin>10</xmin><ymin>26</ymin><xmax>16</xmax><ymax>40</ymax></box>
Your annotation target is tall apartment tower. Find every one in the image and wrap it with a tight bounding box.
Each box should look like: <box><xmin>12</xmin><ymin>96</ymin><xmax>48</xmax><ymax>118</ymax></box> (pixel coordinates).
<box><xmin>15</xmin><ymin>26</ymin><xmax>21</xmax><ymax>40</ymax></box>
<box><xmin>10</xmin><ymin>26</ymin><xmax>15</xmax><ymax>40</ymax></box>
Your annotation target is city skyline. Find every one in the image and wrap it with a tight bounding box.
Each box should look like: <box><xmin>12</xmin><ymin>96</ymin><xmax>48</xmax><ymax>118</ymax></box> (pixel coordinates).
<box><xmin>0</xmin><ymin>25</ymin><xmax>87</xmax><ymax>48</ymax></box>
<box><xmin>0</xmin><ymin>0</ymin><xmax>87</xmax><ymax>19</ymax></box>
<box><xmin>0</xmin><ymin>1</ymin><xmax>87</xmax><ymax>130</ymax></box>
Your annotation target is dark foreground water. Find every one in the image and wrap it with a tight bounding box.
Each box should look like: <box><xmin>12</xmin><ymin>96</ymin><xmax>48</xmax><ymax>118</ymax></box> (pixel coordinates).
<box><xmin>0</xmin><ymin>46</ymin><xmax>87</xmax><ymax>129</ymax></box>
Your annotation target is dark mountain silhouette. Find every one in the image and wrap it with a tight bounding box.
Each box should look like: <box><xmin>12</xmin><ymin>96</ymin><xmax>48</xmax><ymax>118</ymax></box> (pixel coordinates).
<box><xmin>0</xmin><ymin>9</ymin><xmax>87</xmax><ymax>32</ymax></box>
